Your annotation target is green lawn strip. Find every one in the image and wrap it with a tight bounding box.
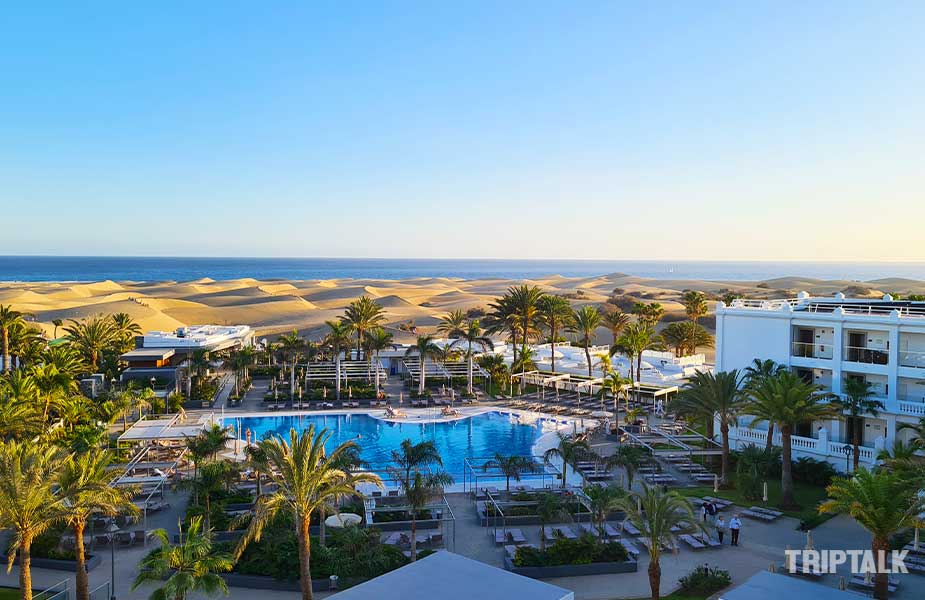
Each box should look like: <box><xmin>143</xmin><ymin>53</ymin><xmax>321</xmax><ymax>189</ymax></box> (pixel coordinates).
<box><xmin>677</xmin><ymin>476</ymin><xmax>832</xmax><ymax>525</ymax></box>
<box><xmin>0</xmin><ymin>588</ymin><xmax>19</xmax><ymax>600</ymax></box>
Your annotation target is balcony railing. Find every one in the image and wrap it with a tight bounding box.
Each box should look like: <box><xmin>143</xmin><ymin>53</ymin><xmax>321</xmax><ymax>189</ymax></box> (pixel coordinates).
<box><xmin>791</xmin><ymin>341</ymin><xmax>833</xmax><ymax>359</ymax></box>
<box><xmin>843</xmin><ymin>345</ymin><xmax>889</xmax><ymax>365</ymax></box>
<box><xmin>898</xmin><ymin>401</ymin><xmax>925</xmax><ymax>417</ymax></box>
<box><xmin>899</xmin><ymin>349</ymin><xmax>925</xmax><ymax>369</ymax></box>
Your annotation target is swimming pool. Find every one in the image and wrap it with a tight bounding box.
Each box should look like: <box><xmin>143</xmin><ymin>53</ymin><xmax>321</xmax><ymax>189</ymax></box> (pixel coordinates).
<box><xmin>226</xmin><ymin>411</ymin><xmax>576</xmax><ymax>478</ymax></box>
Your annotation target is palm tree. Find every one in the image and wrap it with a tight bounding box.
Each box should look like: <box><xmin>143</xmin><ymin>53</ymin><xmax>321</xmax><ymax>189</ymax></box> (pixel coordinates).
<box><xmin>584</xmin><ymin>484</ymin><xmax>625</xmax><ymax>537</ymax></box>
<box><xmin>614</xmin><ymin>322</ymin><xmax>664</xmax><ymax>401</ymax></box>
<box><xmin>235</xmin><ymin>427</ymin><xmax>381</xmax><ymax>600</ymax></box>
<box><xmin>391</xmin><ymin>439</ymin><xmax>442</xmax><ymax>483</ymax></box>
<box><xmin>569</xmin><ymin>305</ymin><xmax>602</xmax><ymax>377</ymax></box>
<box><xmin>820</xmin><ymin>469</ymin><xmax>925</xmax><ymax>600</ymax></box>
<box><xmin>323</xmin><ymin>321</ymin><xmax>353</xmax><ymax>400</ymax></box>
<box><xmin>510</xmin><ymin>346</ymin><xmax>538</xmax><ymax>395</ymax></box>
<box><xmin>631</xmin><ymin>302</ymin><xmax>665</xmax><ymax>327</ymax></box>
<box><xmin>535</xmin><ymin>493</ymin><xmax>569</xmax><ymax>551</ymax></box>
<box><xmin>278</xmin><ymin>331</ymin><xmax>305</xmax><ymax>397</ymax></box>
<box><xmin>509</xmin><ymin>285</ymin><xmax>545</xmax><ymax>355</ymax></box>
<box><xmin>674</xmin><ymin>370</ymin><xmax>743</xmax><ymax>486</ymax></box>
<box><xmin>111</xmin><ymin>312</ymin><xmax>142</xmax><ymax>352</ymax></box>
<box><xmin>342</xmin><ymin>296</ymin><xmax>386</xmax><ymax>359</ymax></box>
<box><xmin>134</xmin><ymin>516</ymin><xmax>233</xmax><ymax>600</ymax></box>
<box><xmin>538</xmin><ymin>296</ymin><xmax>573</xmax><ymax>373</ymax></box>
<box><xmin>58</xmin><ymin>449</ymin><xmax>137</xmax><ymax>600</ymax></box>
<box><xmin>746</xmin><ymin>371</ymin><xmax>839</xmax><ymax>508</ymax></box>
<box><xmin>482</xmin><ymin>453</ymin><xmax>537</xmax><ymax>494</ymax></box>
<box><xmin>598</xmin><ymin>355</ymin><xmax>631</xmax><ymax>429</ymax></box>
<box><xmin>0</xmin><ymin>440</ymin><xmax>68</xmax><ymax>600</ymax></box>
<box><xmin>51</xmin><ymin>318</ymin><xmax>63</xmax><ymax>340</ymax></box>
<box><xmin>601</xmin><ymin>308</ymin><xmax>630</xmax><ymax>347</ymax></box>
<box><xmin>449</xmin><ymin>320</ymin><xmax>493</xmax><ymax>395</ymax></box>
<box><xmin>876</xmin><ymin>439</ymin><xmax>924</xmax><ymax>474</ymax></box>
<box><xmin>742</xmin><ymin>359</ymin><xmax>787</xmax><ymax>449</ymax></box>
<box><xmin>486</xmin><ymin>293</ymin><xmax>521</xmax><ymax>362</ymax></box>
<box><xmin>544</xmin><ymin>433</ymin><xmax>590</xmax><ymax>488</ymax></box>
<box><xmin>0</xmin><ymin>305</ymin><xmax>28</xmax><ymax>372</ymax></box>
<box><xmin>833</xmin><ymin>378</ymin><xmax>884</xmax><ymax>470</ymax></box>
<box><xmin>189</xmin><ymin>349</ymin><xmax>211</xmax><ymax>398</ymax></box>
<box><xmin>185</xmin><ymin>461</ymin><xmax>233</xmax><ymax>531</ymax></box>
<box><xmin>660</xmin><ymin>321</ymin><xmax>713</xmax><ymax>357</ymax></box>
<box><xmin>243</xmin><ymin>443</ymin><xmax>269</xmax><ymax>497</ymax></box>
<box><xmin>405</xmin><ymin>335</ymin><xmax>441</xmax><ymax>395</ymax></box>
<box><xmin>364</xmin><ymin>327</ymin><xmax>395</xmax><ymax>398</ymax></box>
<box><xmin>386</xmin><ymin>468</ymin><xmax>452</xmax><ymax>561</ymax></box>
<box><xmin>64</xmin><ymin>315</ymin><xmax>117</xmax><ymax>373</ymax></box>
<box><xmin>681</xmin><ymin>291</ymin><xmax>709</xmax><ymax>323</ymax></box>
<box><xmin>437</xmin><ymin>309</ymin><xmax>467</xmax><ymax>339</ymax></box>
<box><xmin>604</xmin><ymin>445</ymin><xmax>648</xmax><ymax>491</ymax></box>
<box><xmin>478</xmin><ymin>353</ymin><xmax>510</xmax><ymax>396</ymax></box>
<box><xmin>618</xmin><ymin>485</ymin><xmax>703</xmax><ymax>600</ymax></box>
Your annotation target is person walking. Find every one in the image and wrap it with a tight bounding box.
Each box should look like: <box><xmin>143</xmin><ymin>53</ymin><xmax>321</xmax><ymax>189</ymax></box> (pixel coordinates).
<box><xmin>715</xmin><ymin>515</ymin><xmax>726</xmax><ymax>545</ymax></box>
<box><xmin>706</xmin><ymin>500</ymin><xmax>717</xmax><ymax>525</ymax></box>
<box><xmin>701</xmin><ymin>502</ymin><xmax>709</xmax><ymax>523</ymax></box>
<box><xmin>729</xmin><ymin>514</ymin><xmax>742</xmax><ymax>546</ymax></box>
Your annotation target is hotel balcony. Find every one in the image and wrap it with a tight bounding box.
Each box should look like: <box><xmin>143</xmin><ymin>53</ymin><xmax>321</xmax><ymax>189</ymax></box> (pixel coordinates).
<box><xmin>899</xmin><ymin>333</ymin><xmax>925</xmax><ymax>369</ymax></box>
<box><xmin>791</xmin><ymin>341</ymin><xmax>832</xmax><ymax>360</ymax></box>
<box><xmin>843</xmin><ymin>345</ymin><xmax>889</xmax><ymax>366</ymax></box>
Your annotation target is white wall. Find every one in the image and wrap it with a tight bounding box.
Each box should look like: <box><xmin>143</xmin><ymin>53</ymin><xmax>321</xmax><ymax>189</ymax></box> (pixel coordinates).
<box><xmin>717</xmin><ymin>313</ymin><xmax>791</xmax><ymax>371</ymax></box>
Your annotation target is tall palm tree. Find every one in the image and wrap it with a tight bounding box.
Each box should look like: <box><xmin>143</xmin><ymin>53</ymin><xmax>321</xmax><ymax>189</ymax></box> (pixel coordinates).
<box><xmin>235</xmin><ymin>427</ymin><xmax>381</xmax><ymax>600</ymax></box>
<box><xmin>189</xmin><ymin>349</ymin><xmax>211</xmax><ymax>398</ymax></box>
<box><xmin>134</xmin><ymin>516</ymin><xmax>233</xmax><ymax>600</ymax></box>
<box><xmin>449</xmin><ymin>320</ymin><xmax>493</xmax><ymax>395</ymax></box>
<box><xmin>510</xmin><ymin>346</ymin><xmax>538</xmax><ymax>395</ymax></box>
<box><xmin>486</xmin><ymin>293</ymin><xmax>521</xmax><ymax>362</ymax></box>
<box><xmin>604</xmin><ymin>445</ymin><xmax>648</xmax><ymax>491</ymax></box>
<box><xmin>342</xmin><ymin>296</ymin><xmax>386</xmax><ymax>359</ymax></box>
<box><xmin>509</xmin><ymin>285</ymin><xmax>545</xmax><ymax>355</ymax></box>
<box><xmin>544</xmin><ymin>433</ymin><xmax>590</xmax><ymax>488</ymax></box>
<box><xmin>391</xmin><ymin>439</ymin><xmax>443</xmax><ymax>484</ymax></box>
<box><xmin>820</xmin><ymin>469</ymin><xmax>925</xmax><ymax>600</ymax></box>
<box><xmin>631</xmin><ymin>302</ymin><xmax>665</xmax><ymax>327</ymax></box>
<box><xmin>674</xmin><ymin>370</ymin><xmax>743</xmax><ymax>486</ymax></box>
<box><xmin>436</xmin><ymin>309</ymin><xmax>467</xmax><ymax>339</ymax></box>
<box><xmin>742</xmin><ymin>358</ymin><xmax>787</xmax><ymax>449</ymax></box>
<box><xmin>385</xmin><ymin>468</ymin><xmax>452</xmax><ymax>561</ymax></box>
<box><xmin>58</xmin><ymin>449</ymin><xmax>137</xmax><ymax>600</ymax></box>
<box><xmin>51</xmin><ymin>318</ymin><xmax>63</xmax><ymax>340</ymax></box>
<box><xmin>0</xmin><ymin>305</ymin><xmax>28</xmax><ymax>372</ymax></box>
<box><xmin>111</xmin><ymin>312</ymin><xmax>142</xmax><ymax>352</ymax></box>
<box><xmin>833</xmin><ymin>378</ymin><xmax>884</xmax><ymax>470</ymax></box>
<box><xmin>364</xmin><ymin>327</ymin><xmax>395</xmax><ymax>398</ymax></box>
<box><xmin>584</xmin><ymin>484</ymin><xmax>625</xmax><ymax>537</ymax></box>
<box><xmin>746</xmin><ymin>371</ymin><xmax>838</xmax><ymax>507</ymax></box>
<box><xmin>614</xmin><ymin>322</ymin><xmax>664</xmax><ymax>401</ymax></box>
<box><xmin>681</xmin><ymin>291</ymin><xmax>709</xmax><ymax>323</ymax></box>
<box><xmin>569</xmin><ymin>305</ymin><xmax>603</xmax><ymax>377</ymax></box>
<box><xmin>405</xmin><ymin>335</ymin><xmax>441</xmax><ymax>395</ymax></box>
<box><xmin>64</xmin><ymin>316</ymin><xmax>117</xmax><ymax>373</ymax></box>
<box><xmin>538</xmin><ymin>296</ymin><xmax>573</xmax><ymax>373</ymax></box>
<box><xmin>0</xmin><ymin>440</ymin><xmax>68</xmax><ymax>600</ymax></box>
<box><xmin>601</xmin><ymin>308</ymin><xmax>630</xmax><ymax>347</ymax></box>
<box><xmin>481</xmin><ymin>453</ymin><xmax>537</xmax><ymax>494</ymax></box>
<box><xmin>618</xmin><ymin>485</ymin><xmax>703</xmax><ymax>600</ymax></box>
<box><xmin>323</xmin><ymin>321</ymin><xmax>352</xmax><ymax>400</ymax></box>
<box><xmin>535</xmin><ymin>493</ymin><xmax>569</xmax><ymax>551</ymax></box>
<box><xmin>277</xmin><ymin>331</ymin><xmax>305</xmax><ymax>398</ymax></box>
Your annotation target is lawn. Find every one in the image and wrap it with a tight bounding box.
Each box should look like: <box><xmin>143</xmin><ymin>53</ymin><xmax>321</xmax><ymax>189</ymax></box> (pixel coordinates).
<box><xmin>0</xmin><ymin>589</ymin><xmax>18</xmax><ymax>600</ymax></box>
<box><xmin>677</xmin><ymin>475</ymin><xmax>832</xmax><ymax>525</ymax></box>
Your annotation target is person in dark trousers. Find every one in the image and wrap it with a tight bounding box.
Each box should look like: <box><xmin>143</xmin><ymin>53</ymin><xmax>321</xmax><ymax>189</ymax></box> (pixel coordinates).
<box><xmin>729</xmin><ymin>514</ymin><xmax>742</xmax><ymax>546</ymax></box>
<box><xmin>715</xmin><ymin>515</ymin><xmax>726</xmax><ymax>544</ymax></box>
<box><xmin>706</xmin><ymin>501</ymin><xmax>717</xmax><ymax>525</ymax></box>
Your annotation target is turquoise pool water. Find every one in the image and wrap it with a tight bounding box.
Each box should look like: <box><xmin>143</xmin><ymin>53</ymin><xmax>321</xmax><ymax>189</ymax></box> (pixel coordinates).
<box><xmin>227</xmin><ymin>411</ymin><xmax>565</xmax><ymax>477</ymax></box>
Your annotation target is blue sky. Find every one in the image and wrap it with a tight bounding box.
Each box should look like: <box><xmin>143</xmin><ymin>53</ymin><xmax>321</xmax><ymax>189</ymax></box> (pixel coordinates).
<box><xmin>2</xmin><ymin>2</ymin><xmax>923</xmax><ymax>260</ymax></box>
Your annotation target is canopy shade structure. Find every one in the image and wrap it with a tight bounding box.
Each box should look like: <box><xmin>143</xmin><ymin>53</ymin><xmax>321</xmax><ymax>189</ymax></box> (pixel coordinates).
<box><xmin>401</xmin><ymin>357</ymin><xmax>489</xmax><ymax>380</ymax></box>
<box><xmin>117</xmin><ymin>412</ymin><xmax>214</xmax><ymax>443</ymax></box>
<box><xmin>330</xmin><ymin>551</ymin><xmax>573</xmax><ymax>600</ymax></box>
<box><xmin>300</xmin><ymin>360</ymin><xmax>388</xmax><ymax>381</ymax></box>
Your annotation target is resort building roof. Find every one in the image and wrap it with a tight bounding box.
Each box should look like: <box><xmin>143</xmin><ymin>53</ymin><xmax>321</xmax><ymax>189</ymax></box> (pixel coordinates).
<box><xmin>142</xmin><ymin>325</ymin><xmax>253</xmax><ymax>351</ymax></box>
<box><xmin>329</xmin><ymin>551</ymin><xmax>573</xmax><ymax>600</ymax></box>
<box><xmin>719</xmin><ymin>571</ymin><xmax>865</xmax><ymax>600</ymax></box>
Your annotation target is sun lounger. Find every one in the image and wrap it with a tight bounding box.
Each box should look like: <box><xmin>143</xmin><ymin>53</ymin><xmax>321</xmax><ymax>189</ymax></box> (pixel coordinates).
<box><xmin>604</xmin><ymin>523</ymin><xmax>621</xmax><ymax>538</ymax></box>
<box><xmin>849</xmin><ymin>575</ymin><xmax>898</xmax><ymax>593</ymax></box>
<box><xmin>784</xmin><ymin>559</ymin><xmax>824</xmax><ymax>578</ymax></box>
<box><xmin>749</xmin><ymin>506</ymin><xmax>784</xmax><ymax>518</ymax></box>
<box><xmin>383</xmin><ymin>532</ymin><xmax>402</xmax><ymax>546</ymax></box>
<box><xmin>742</xmin><ymin>509</ymin><xmax>776</xmax><ymax>522</ymax></box>
<box><xmin>679</xmin><ymin>534</ymin><xmax>706</xmax><ymax>550</ymax></box>
<box><xmin>507</xmin><ymin>529</ymin><xmax>527</xmax><ymax>544</ymax></box>
<box><xmin>617</xmin><ymin>539</ymin><xmax>640</xmax><ymax>559</ymax></box>
<box><xmin>494</xmin><ymin>530</ymin><xmax>506</xmax><ymax>545</ymax></box>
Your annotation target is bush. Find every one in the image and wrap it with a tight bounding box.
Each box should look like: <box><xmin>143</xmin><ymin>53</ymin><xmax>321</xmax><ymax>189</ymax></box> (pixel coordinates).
<box><xmin>678</xmin><ymin>564</ymin><xmax>732</xmax><ymax>596</ymax></box>
<box><xmin>791</xmin><ymin>457</ymin><xmax>837</xmax><ymax>487</ymax></box>
<box><xmin>513</xmin><ymin>535</ymin><xmax>628</xmax><ymax>567</ymax></box>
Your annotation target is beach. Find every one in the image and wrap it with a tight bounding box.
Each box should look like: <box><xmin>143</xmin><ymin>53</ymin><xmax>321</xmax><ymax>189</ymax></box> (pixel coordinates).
<box><xmin>4</xmin><ymin>273</ymin><xmax>924</xmax><ymax>343</ymax></box>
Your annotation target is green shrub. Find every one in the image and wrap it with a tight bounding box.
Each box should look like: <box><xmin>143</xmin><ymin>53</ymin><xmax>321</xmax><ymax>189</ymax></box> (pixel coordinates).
<box><xmin>512</xmin><ymin>535</ymin><xmax>628</xmax><ymax>567</ymax></box>
<box><xmin>791</xmin><ymin>457</ymin><xmax>836</xmax><ymax>487</ymax></box>
<box><xmin>677</xmin><ymin>564</ymin><xmax>731</xmax><ymax>595</ymax></box>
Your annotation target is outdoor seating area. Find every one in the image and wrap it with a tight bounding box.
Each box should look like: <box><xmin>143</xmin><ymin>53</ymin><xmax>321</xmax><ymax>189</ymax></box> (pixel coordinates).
<box><xmin>742</xmin><ymin>506</ymin><xmax>783</xmax><ymax>522</ymax></box>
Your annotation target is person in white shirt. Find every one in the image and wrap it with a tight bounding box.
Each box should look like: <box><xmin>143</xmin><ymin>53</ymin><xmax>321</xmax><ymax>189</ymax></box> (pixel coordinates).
<box><xmin>729</xmin><ymin>515</ymin><xmax>742</xmax><ymax>546</ymax></box>
<box><xmin>715</xmin><ymin>515</ymin><xmax>726</xmax><ymax>544</ymax></box>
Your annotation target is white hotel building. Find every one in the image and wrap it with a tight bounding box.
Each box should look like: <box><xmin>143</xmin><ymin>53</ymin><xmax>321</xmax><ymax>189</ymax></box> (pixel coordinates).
<box><xmin>715</xmin><ymin>292</ymin><xmax>925</xmax><ymax>469</ymax></box>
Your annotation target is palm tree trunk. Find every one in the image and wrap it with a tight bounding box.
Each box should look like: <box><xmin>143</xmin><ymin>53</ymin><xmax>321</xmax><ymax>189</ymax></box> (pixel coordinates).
<box><xmin>561</xmin><ymin>461</ymin><xmax>568</xmax><ymax>488</ymax></box>
<box><xmin>74</xmin><ymin>521</ymin><xmax>90</xmax><ymax>600</ymax></box>
<box><xmin>853</xmin><ymin>426</ymin><xmax>862</xmax><ymax>470</ymax></box>
<box><xmin>319</xmin><ymin>506</ymin><xmax>327</xmax><ymax>547</ymax></box>
<box><xmin>419</xmin><ymin>364</ymin><xmax>425</xmax><ymax>395</ymax></box>
<box><xmin>204</xmin><ymin>493</ymin><xmax>211</xmax><ymax>531</ymax></box>
<box><xmin>765</xmin><ymin>422</ymin><xmax>775</xmax><ymax>450</ymax></box>
<box><xmin>780</xmin><ymin>425</ymin><xmax>795</xmax><ymax>508</ymax></box>
<box><xmin>19</xmin><ymin>537</ymin><xmax>33</xmax><ymax>600</ymax></box>
<box><xmin>410</xmin><ymin>515</ymin><xmax>418</xmax><ymax>561</ymax></box>
<box><xmin>374</xmin><ymin>351</ymin><xmax>381</xmax><ymax>397</ymax></box>
<box><xmin>720</xmin><ymin>421</ymin><xmax>730</xmax><ymax>486</ymax></box>
<box><xmin>467</xmin><ymin>349</ymin><xmax>474</xmax><ymax>395</ymax></box>
<box><xmin>873</xmin><ymin>536</ymin><xmax>889</xmax><ymax>600</ymax></box>
<box><xmin>335</xmin><ymin>354</ymin><xmax>342</xmax><ymax>400</ymax></box>
<box><xmin>584</xmin><ymin>343</ymin><xmax>592</xmax><ymax>378</ymax></box>
<box><xmin>648</xmin><ymin>552</ymin><xmax>661</xmax><ymax>600</ymax></box>
<box><xmin>297</xmin><ymin>516</ymin><xmax>313</xmax><ymax>600</ymax></box>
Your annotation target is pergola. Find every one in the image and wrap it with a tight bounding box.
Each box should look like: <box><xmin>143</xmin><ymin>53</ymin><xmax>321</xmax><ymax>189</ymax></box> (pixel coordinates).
<box><xmin>116</xmin><ymin>412</ymin><xmax>215</xmax><ymax>445</ymax></box>
<box><xmin>401</xmin><ymin>358</ymin><xmax>489</xmax><ymax>382</ymax></box>
<box><xmin>300</xmin><ymin>360</ymin><xmax>388</xmax><ymax>382</ymax></box>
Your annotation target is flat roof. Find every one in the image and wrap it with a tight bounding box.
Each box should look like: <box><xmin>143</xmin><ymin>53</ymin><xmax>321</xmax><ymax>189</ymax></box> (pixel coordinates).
<box><xmin>330</xmin><ymin>551</ymin><xmax>573</xmax><ymax>600</ymax></box>
<box><xmin>719</xmin><ymin>571</ymin><xmax>866</xmax><ymax>600</ymax></box>
<box><xmin>142</xmin><ymin>325</ymin><xmax>252</xmax><ymax>350</ymax></box>
<box><xmin>121</xmin><ymin>348</ymin><xmax>176</xmax><ymax>360</ymax></box>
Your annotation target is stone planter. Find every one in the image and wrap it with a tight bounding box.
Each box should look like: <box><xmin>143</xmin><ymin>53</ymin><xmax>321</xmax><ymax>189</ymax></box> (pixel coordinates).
<box><xmin>503</xmin><ymin>555</ymin><xmax>638</xmax><ymax>578</ymax></box>
<box><xmin>370</xmin><ymin>519</ymin><xmax>440</xmax><ymax>532</ymax></box>
<box><xmin>0</xmin><ymin>553</ymin><xmax>102</xmax><ymax>572</ymax></box>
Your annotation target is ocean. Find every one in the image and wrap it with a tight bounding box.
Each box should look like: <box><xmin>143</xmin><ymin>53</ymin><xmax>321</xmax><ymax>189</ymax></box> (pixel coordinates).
<box><xmin>1</xmin><ymin>256</ymin><xmax>924</xmax><ymax>283</ymax></box>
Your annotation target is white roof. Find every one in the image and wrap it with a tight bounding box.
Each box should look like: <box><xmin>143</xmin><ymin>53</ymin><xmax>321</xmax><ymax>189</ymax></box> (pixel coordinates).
<box><xmin>143</xmin><ymin>325</ymin><xmax>252</xmax><ymax>350</ymax></box>
<box><xmin>331</xmin><ymin>552</ymin><xmax>573</xmax><ymax>600</ymax></box>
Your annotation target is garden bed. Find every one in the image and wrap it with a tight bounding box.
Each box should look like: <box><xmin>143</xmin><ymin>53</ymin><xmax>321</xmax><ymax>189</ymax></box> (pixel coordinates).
<box><xmin>503</xmin><ymin>555</ymin><xmax>637</xmax><ymax>578</ymax></box>
<box><xmin>0</xmin><ymin>553</ymin><xmax>101</xmax><ymax>572</ymax></box>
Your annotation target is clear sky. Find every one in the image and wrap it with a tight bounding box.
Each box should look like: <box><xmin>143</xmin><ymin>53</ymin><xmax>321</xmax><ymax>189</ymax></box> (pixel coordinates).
<box><xmin>2</xmin><ymin>2</ymin><xmax>923</xmax><ymax>260</ymax></box>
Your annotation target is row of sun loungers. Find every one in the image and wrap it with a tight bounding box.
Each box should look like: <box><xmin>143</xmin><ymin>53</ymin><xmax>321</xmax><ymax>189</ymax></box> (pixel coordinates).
<box><xmin>383</xmin><ymin>531</ymin><xmax>444</xmax><ymax>548</ymax></box>
<box><xmin>493</xmin><ymin>528</ymin><xmax>528</xmax><ymax>545</ymax></box>
<box><xmin>691</xmin><ymin>496</ymin><xmax>733</xmax><ymax>511</ymax></box>
<box><xmin>742</xmin><ymin>506</ymin><xmax>783</xmax><ymax>521</ymax></box>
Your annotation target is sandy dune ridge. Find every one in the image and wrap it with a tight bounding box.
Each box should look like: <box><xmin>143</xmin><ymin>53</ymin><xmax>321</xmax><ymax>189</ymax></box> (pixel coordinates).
<box><xmin>2</xmin><ymin>273</ymin><xmax>923</xmax><ymax>342</ymax></box>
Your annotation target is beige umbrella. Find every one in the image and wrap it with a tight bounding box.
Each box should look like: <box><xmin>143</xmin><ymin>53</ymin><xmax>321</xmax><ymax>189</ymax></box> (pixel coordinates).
<box><xmin>325</xmin><ymin>513</ymin><xmax>362</xmax><ymax>528</ymax></box>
